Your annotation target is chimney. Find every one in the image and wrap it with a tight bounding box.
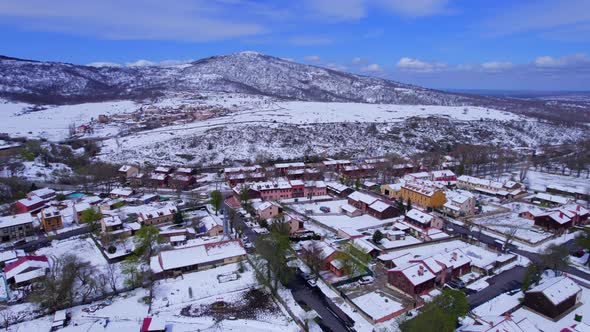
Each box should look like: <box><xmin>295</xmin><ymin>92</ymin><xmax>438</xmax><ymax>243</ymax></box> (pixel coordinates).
<box><xmin>452</xmin><ymin>252</ymin><xmax>457</xmax><ymax>261</ymax></box>
<box><xmin>418</xmin><ymin>265</ymin><xmax>424</xmax><ymax>276</ymax></box>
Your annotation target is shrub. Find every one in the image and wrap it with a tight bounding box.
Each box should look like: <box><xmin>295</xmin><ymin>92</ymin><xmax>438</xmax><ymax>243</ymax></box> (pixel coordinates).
<box><xmin>107</xmin><ymin>245</ymin><xmax>117</xmax><ymax>254</ymax></box>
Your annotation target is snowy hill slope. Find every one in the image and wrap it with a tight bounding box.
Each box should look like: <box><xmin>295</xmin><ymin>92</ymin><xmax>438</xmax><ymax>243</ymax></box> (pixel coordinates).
<box><xmin>0</xmin><ymin>52</ymin><xmax>485</xmax><ymax>106</ymax></box>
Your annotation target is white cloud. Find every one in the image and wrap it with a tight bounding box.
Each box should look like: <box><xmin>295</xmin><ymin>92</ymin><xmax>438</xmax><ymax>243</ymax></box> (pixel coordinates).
<box><xmin>86</xmin><ymin>61</ymin><xmax>121</xmax><ymax>68</ymax></box>
<box><xmin>352</xmin><ymin>57</ymin><xmax>368</xmax><ymax>64</ymax></box>
<box><xmin>306</xmin><ymin>0</ymin><xmax>366</xmax><ymax>20</ymax></box>
<box><xmin>378</xmin><ymin>0</ymin><xmax>451</xmax><ymax>17</ymax></box>
<box><xmin>0</xmin><ymin>0</ymin><xmax>266</xmax><ymax>42</ymax></box>
<box><xmin>304</xmin><ymin>55</ymin><xmax>322</xmax><ymax>63</ymax></box>
<box><xmin>481</xmin><ymin>0</ymin><xmax>590</xmax><ymax>37</ymax></box>
<box><xmin>362</xmin><ymin>63</ymin><xmax>383</xmax><ymax>72</ymax></box>
<box><xmin>396</xmin><ymin>57</ymin><xmax>446</xmax><ymax>72</ymax></box>
<box><xmin>289</xmin><ymin>36</ymin><xmax>333</xmax><ymax>46</ymax></box>
<box><xmin>126</xmin><ymin>59</ymin><xmax>156</xmax><ymax>67</ymax></box>
<box><xmin>326</xmin><ymin>63</ymin><xmax>348</xmax><ymax>72</ymax></box>
<box><xmin>481</xmin><ymin>61</ymin><xmax>513</xmax><ymax>71</ymax></box>
<box><xmin>534</xmin><ymin>54</ymin><xmax>590</xmax><ymax>68</ymax></box>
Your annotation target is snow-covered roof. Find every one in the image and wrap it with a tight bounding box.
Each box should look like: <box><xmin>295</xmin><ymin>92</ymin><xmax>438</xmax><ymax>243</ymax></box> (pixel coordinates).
<box><xmin>341</xmin><ymin>204</ymin><xmax>359</xmax><ymax>214</ymax></box>
<box><xmin>41</xmin><ymin>206</ymin><xmax>61</xmax><ymax>219</ymax></box>
<box><xmin>0</xmin><ymin>250</ymin><xmax>25</xmax><ymax>263</ymax></box>
<box><xmin>29</xmin><ymin>187</ymin><xmax>56</xmax><ymax>198</ymax></box>
<box><xmin>563</xmin><ymin>204</ymin><xmax>589</xmax><ymax>216</ymax></box>
<box><xmin>305</xmin><ymin>180</ymin><xmax>326</xmax><ymax>188</ymax></box>
<box><xmin>323</xmin><ymin>159</ymin><xmax>351</xmax><ymax>166</ymax></box>
<box><xmin>16</xmin><ymin>195</ymin><xmax>44</xmax><ymax>207</ymax></box>
<box><xmin>138</xmin><ymin>205</ymin><xmax>177</xmax><ymax>222</ymax></box>
<box><xmin>431</xmin><ymin>169</ymin><xmax>455</xmax><ymax>178</ymax></box>
<box><xmin>289</xmin><ymin>179</ymin><xmax>304</xmax><ymax>186</ymax></box>
<box><xmin>154</xmin><ymin>166</ymin><xmax>171</xmax><ymax>173</ymax></box>
<box><xmin>248</xmin><ymin>179</ymin><xmax>292</xmax><ymax>191</ymax></box>
<box><xmin>4</xmin><ymin>256</ymin><xmax>49</xmax><ymax>280</ymax></box>
<box><xmin>224</xmin><ymin>165</ymin><xmax>262</xmax><ymax>173</ymax></box>
<box><xmin>369</xmin><ymin>200</ymin><xmax>392</xmax><ymax>213</ymax></box>
<box><xmin>141</xmin><ymin>317</ymin><xmax>166</xmax><ymax>332</ymax></box>
<box><xmin>0</xmin><ymin>213</ymin><xmax>34</xmax><ymax>228</ymax></box>
<box><xmin>546</xmin><ymin>184</ymin><xmax>586</xmax><ymax>195</ymax></box>
<box><xmin>390</xmin><ymin>263</ymin><xmax>435</xmax><ymax>286</ymax></box>
<box><xmin>102</xmin><ymin>215</ymin><xmax>122</xmax><ymax>227</ymax></box>
<box><xmin>118</xmin><ymin>165</ymin><xmax>135</xmax><ymax>172</ymax></box>
<box><xmin>330</xmin><ymin>259</ymin><xmax>344</xmax><ymax>270</ymax></box>
<box><xmin>176</xmin><ymin>167</ymin><xmax>192</xmax><ymax>174</ymax></box>
<box><xmin>326</xmin><ymin>182</ymin><xmax>351</xmax><ymax>193</ymax></box>
<box><xmin>401</xmin><ymin>182</ymin><xmax>440</xmax><ymax>197</ymax></box>
<box><xmin>348</xmin><ymin>191</ymin><xmax>378</xmax><ymax>205</ymax></box>
<box><xmin>251</xmin><ymin>200</ymin><xmax>275</xmax><ymax>212</ymax></box>
<box><xmin>527</xmin><ymin>276</ymin><xmax>581</xmax><ymax>305</ymax></box>
<box><xmin>275</xmin><ymin>162</ymin><xmax>305</xmax><ymax>168</ymax></box>
<box><xmin>300</xmin><ymin>241</ymin><xmax>335</xmax><ymax>260</ymax></box>
<box><xmin>351</xmin><ymin>292</ymin><xmax>404</xmax><ymax>321</ymax></box>
<box><xmin>472</xmin><ymin>292</ymin><xmax>522</xmax><ymax>317</ymax></box>
<box><xmin>155</xmin><ymin>239</ymin><xmax>245</xmax><ymax>271</ymax></box>
<box><xmin>406</xmin><ymin>172</ymin><xmax>430</xmax><ymax>180</ymax></box>
<box><xmin>433</xmin><ymin>249</ymin><xmax>470</xmax><ymax>269</ymax></box>
<box><xmin>406</xmin><ymin>209</ymin><xmax>434</xmax><ymax>224</ymax></box>
<box><xmin>532</xmin><ymin>193</ymin><xmax>569</xmax><ymax>205</ymax></box>
<box><xmin>150</xmin><ymin>173</ymin><xmax>167</xmax><ymax>181</ymax></box>
<box><xmin>170</xmin><ymin>235</ymin><xmax>186</xmax><ymax>242</ymax></box>
<box><xmin>353</xmin><ymin>238</ymin><xmax>382</xmax><ymax>254</ymax></box>
<box><xmin>458</xmin><ymin>175</ymin><xmax>504</xmax><ymax>189</ymax></box>
<box><xmin>110</xmin><ymin>187</ymin><xmax>134</xmax><ymax>197</ymax></box>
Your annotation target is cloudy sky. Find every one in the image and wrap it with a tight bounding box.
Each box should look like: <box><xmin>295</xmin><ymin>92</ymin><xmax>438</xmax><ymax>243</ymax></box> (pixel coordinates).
<box><xmin>1</xmin><ymin>0</ymin><xmax>589</xmax><ymax>90</ymax></box>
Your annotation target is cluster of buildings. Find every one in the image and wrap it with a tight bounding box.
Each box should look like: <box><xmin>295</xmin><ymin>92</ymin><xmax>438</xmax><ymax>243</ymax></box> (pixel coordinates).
<box><xmin>119</xmin><ymin>165</ymin><xmax>201</xmax><ymax>190</ymax></box>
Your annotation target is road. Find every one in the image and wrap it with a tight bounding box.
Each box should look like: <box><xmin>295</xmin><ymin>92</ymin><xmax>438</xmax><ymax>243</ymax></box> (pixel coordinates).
<box><xmin>10</xmin><ymin>224</ymin><xmax>90</xmax><ymax>252</ymax></box>
<box><xmin>445</xmin><ymin>220</ymin><xmax>590</xmax><ymax>307</ymax></box>
<box><xmin>226</xmin><ymin>201</ymin><xmax>355</xmax><ymax>331</ymax></box>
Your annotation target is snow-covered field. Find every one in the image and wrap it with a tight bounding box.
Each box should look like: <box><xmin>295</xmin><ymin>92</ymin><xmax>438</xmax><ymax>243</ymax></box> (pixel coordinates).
<box><xmin>526</xmin><ymin>170</ymin><xmax>590</xmax><ymax>193</ymax></box>
<box><xmin>0</xmin><ymin>99</ymin><xmax>138</xmax><ymax>141</ymax></box>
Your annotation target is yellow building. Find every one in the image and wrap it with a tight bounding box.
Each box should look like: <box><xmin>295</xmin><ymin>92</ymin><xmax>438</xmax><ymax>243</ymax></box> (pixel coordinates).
<box><xmin>381</xmin><ymin>183</ymin><xmax>402</xmax><ymax>199</ymax></box>
<box><xmin>399</xmin><ymin>182</ymin><xmax>446</xmax><ymax>208</ymax></box>
<box><xmin>40</xmin><ymin>207</ymin><xmax>64</xmax><ymax>233</ymax></box>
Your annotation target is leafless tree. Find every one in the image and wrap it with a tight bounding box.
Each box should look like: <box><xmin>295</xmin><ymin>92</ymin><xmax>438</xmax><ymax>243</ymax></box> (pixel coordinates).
<box><xmin>503</xmin><ymin>224</ymin><xmax>519</xmax><ymax>251</ymax></box>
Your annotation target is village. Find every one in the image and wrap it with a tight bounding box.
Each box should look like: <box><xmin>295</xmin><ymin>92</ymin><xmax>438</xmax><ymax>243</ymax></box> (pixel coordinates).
<box><xmin>0</xmin><ymin>151</ymin><xmax>588</xmax><ymax>332</ymax></box>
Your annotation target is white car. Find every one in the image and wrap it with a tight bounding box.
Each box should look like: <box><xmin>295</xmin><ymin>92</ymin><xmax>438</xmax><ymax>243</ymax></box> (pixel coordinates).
<box><xmin>359</xmin><ymin>276</ymin><xmax>374</xmax><ymax>285</ymax></box>
<box><xmin>244</xmin><ymin>242</ymin><xmax>253</xmax><ymax>249</ymax></box>
<box><xmin>307</xmin><ymin>279</ymin><xmax>317</xmax><ymax>287</ymax></box>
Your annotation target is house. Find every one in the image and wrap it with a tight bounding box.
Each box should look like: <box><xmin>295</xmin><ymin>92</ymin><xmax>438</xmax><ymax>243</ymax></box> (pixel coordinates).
<box><xmin>148</xmin><ymin>173</ymin><xmax>169</xmax><ymax>187</ymax></box>
<box><xmin>353</xmin><ymin>238</ymin><xmax>383</xmax><ymax>259</ymax></box>
<box><xmin>15</xmin><ymin>195</ymin><xmax>45</xmax><ymax>214</ymax></box>
<box><xmin>300</xmin><ymin>240</ymin><xmax>337</xmax><ymax>270</ymax></box>
<box><xmin>138</xmin><ymin>206</ymin><xmax>178</xmax><ymax>225</ymax></box>
<box><xmin>100</xmin><ymin>215</ymin><xmax>124</xmax><ymax>233</ymax></box>
<box><xmin>322</xmin><ymin>159</ymin><xmax>351</xmax><ymax>172</ymax></box>
<box><xmin>27</xmin><ymin>187</ymin><xmax>56</xmax><ymax>202</ymax></box>
<box><xmin>154</xmin><ymin>166</ymin><xmax>174</xmax><ymax>174</ymax></box>
<box><xmin>304</xmin><ymin>181</ymin><xmax>327</xmax><ymax>197</ymax></box>
<box><xmin>340</xmin><ymin>204</ymin><xmax>362</xmax><ymax>217</ymax></box>
<box><xmin>224</xmin><ymin>165</ymin><xmax>265</xmax><ymax>186</ymax></box>
<box><xmin>267</xmin><ymin>213</ymin><xmax>304</xmax><ymax>236</ymax></box>
<box><xmin>118</xmin><ymin>165</ymin><xmax>139</xmax><ymax>178</ymax></box>
<box><xmin>110</xmin><ymin>187</ymin><xmax>134</xmax><ymax>199</ymax></box>
<box><xmin>326</xmin><ymin>182</ymin><xmax>354</xmax><ymax>198</ymax></box>
<box><xmin>130</xmin><ymin>173</ymin><xmax>145</xmax><ymax>186</ymax></box>
<box><xmin>169</xmin><ymin>174</ymin><xmax>195</xmax><ymax>190</ymax></box>
<box><xmin>347</xmin><ymin>191</ymin><xmax>378</xmax><ymax>213</ymax></box>
<box><xmin>150</xmin><ymin>239</ymin><xmax>246</xmax><ymax>276</ymax></box>
<box><xmin>4</xmin><ymin>255</ymin><xmax>50</xmax><ymax>286</ymax></box>
<box><xmin>388</xmin><ymin>263</ymin><xmax>436</xmax><ymax>297</ymax></box>
<box><xmin>140</xmin><ymin>317</ymin><xmax>167</xmax><ymax>332</ymax></box>
<box><xmin>523</xmin><ymin>276</ymin><xmax>581</xmax><ymax>319</ymax></box>
<box><xmin>430</xmin><ymin>169</ymin><xmax>457</xmax><ymax>185</ymax></box>
<box><xmin>404</xmin><ymin>172</ymin><xmax>430</xmax><ymax>182</ymax></box>
<box><xmin>251</xmin><ymin>200</ymin><xmax>283</xmax><ymax>221</ymax></box>
<box><xmin>530</xmin><ymin>208</ymin><xmax>575</xmax><ymax>233</ymax></box>
<box><xmin>457</xmin><ymin>175</ymin><xmax>508</xmax><ymax>197</ymax></box>
<box><xmin>530</xmin><ymin>192</ymin><xmax>571</xmax><ymax>207</ymax></box>
<box><xmin>442</xmin><ymin>190</ymin><xmax>476</xmax><ymax>217</ymax></box>
<box><xmin>175</xmin><ymin>167</ymin><xmax>193</xmax><ymax>176</ymax></box>
<box><xmin>461</xmin><ymin>316</ymin><xmax>540</xmax><ymax>332</ymax></box>
<box><xmin>159</xmin><ymin>228</ymin><xmax>195</xmax><ymax>242</ymax></box>
<box><xmin>0</xmin><ymin>213</ymin><xmax>35</xmax><ymax>243</ymax></box>
<box><xmin>380</xmin><ymin>183</ymin><xmax>402</xmax><ymax>200</ymax></box>
<box><xmin>399</xmin><ymin>182</ymin><xmax>446</xmax><ymax>209</ymax></box>
<box><xmin>72</xmin><ymin>202</ymin><xmax>91</xmax><ymax>224</ymax></box>
<box><xmin>40</xmin><ymin>207</ymin><xmax>63</xmax><ymax>232</ymax></box>
<box><xmin>274</xmin><ymin>162</ymin><xmax>306</xmax><ymax>176</ymax></box>
<box><xmin>198</xmin><ymin>215</ymin><xmax>224</xmax><ymax>236</ymax></box>
<box><xmin>0</xmin><ymin>249</ymin><xmax>25</xmax><ymax>267</ymax></box>
<box><xmin>405</xmin><ymin>209</ymin><xmax>443</xmax><ymax>230</ymax></box>
<box><xmin>546</xmin><ymin>184</ymin><xmax>589</xmax><ymax>200</ymax></box>
<box><xmin>242</xmin><ymin>179</ymin><xmax>292</xmax><ymax>200</ymax></box>
<box><xmin>367</xmin><ymin>200</ymin><xmax>400</xmax><ymax>220</ymax></box>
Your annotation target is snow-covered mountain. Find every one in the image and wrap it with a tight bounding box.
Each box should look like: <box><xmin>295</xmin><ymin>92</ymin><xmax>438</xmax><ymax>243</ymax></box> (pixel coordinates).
<box><xmin>0</xmin><ymin>52</ymin><xmax>485</xmax><ymax>106</ymax></box>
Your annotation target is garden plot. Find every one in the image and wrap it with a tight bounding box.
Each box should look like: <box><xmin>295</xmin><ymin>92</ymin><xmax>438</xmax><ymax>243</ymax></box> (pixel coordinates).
<box><xmin>469</xmin><ymin>206</ymin><xmax>553</xmax><ymax>244</ymax></box>
<box><xmin>150</xmin><ymin>262</ymin><xmax>295</xmax><ymax>331</ymax></box>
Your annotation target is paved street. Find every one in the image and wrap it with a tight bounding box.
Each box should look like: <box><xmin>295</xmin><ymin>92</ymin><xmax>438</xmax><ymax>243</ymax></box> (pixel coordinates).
<box><xmin>467</xmin><ymin>266</ymin><xmax>525</xmax><ymax>308</ymax></box>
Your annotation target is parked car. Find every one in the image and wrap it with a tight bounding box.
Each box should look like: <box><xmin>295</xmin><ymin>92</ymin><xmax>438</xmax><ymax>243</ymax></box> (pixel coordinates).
<box><xmin>446</xmin><ymin>280</ymin><xmax>466</xmax><ymax>289</ymax></box>
<box><xmin>571</xmin><ymin>249</ymin><xmax>586</xmax><ymax>258</ymax></box>
<box><xmin>303</xmin><ymin>273</ymin><xmax>316</xmax><ymax>281</ymax></box>
<box><xmin>319</xmin><ymin>206</ymin><xmax>331</xmax><ymax>213</ymax></box>
<box><xmin>307</xmin><ymin>279</ymin><xmax>317</xmax><ymax>287</ymax></box>
<box><xmin>359</xmin><ymin>276</ymin><xmax>374</xmax><ymax>285</ymax></box>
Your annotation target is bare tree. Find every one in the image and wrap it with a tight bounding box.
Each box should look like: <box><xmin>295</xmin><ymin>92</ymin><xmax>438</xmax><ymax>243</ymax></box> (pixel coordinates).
<box><xmin>503</xmin><ymin>224</ymin><xmax>518</xmax><ymax>251</ymax></box>
<box><xmin>105</xmin><ymin>263</ymin><xmax>120</xmax><ymax>294</ymax></box>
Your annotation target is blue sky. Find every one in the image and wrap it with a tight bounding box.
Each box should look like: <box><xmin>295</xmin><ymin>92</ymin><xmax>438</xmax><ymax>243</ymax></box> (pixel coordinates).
<box><xmin>1</xmin><ymin>0</ymin><xmax>589</xmax><ymax>90</ymax></box>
